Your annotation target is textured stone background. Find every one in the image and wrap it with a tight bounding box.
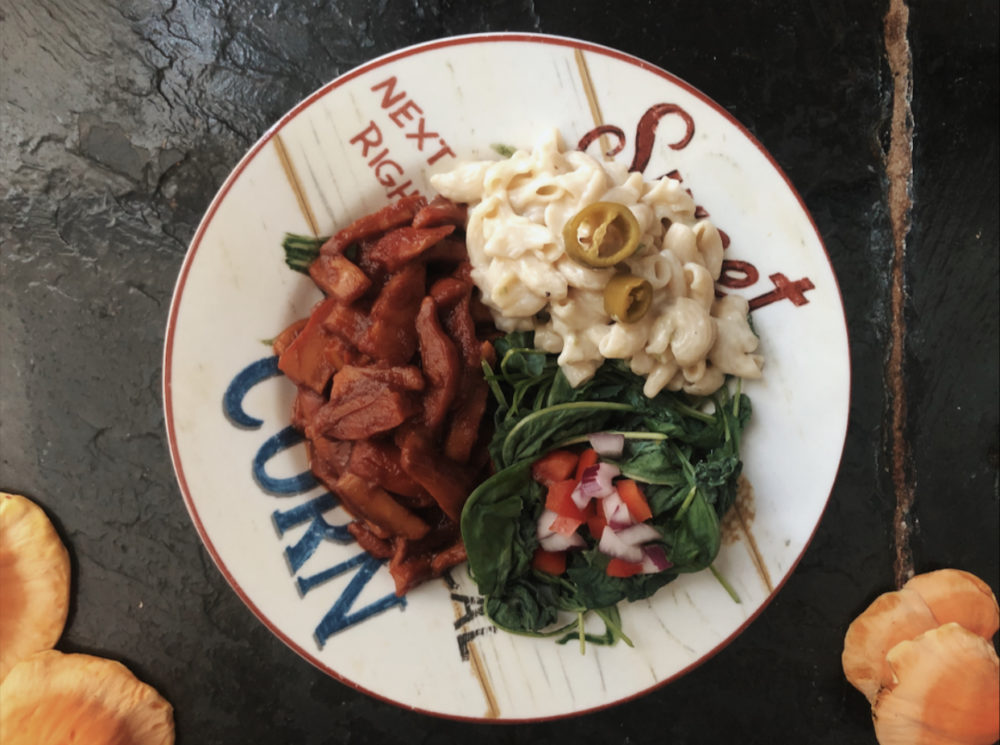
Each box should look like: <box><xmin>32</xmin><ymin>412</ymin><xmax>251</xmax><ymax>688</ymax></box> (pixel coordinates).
<box><xmin>1</xmin><ymin>1</ymin><xmax>996</xmax><ymax>743</ymax></box>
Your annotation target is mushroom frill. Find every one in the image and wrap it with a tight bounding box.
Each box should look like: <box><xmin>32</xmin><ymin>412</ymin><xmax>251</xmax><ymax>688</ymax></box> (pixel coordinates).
<box><xmin>0</xmin><ymin>650</ymin><xmax>174</xmax><ymax>745</ymax></box>
<box><xmin>843</xmin><ymin>568</ymin><xmax>1000</xmax><ymax>745</ymax></box>
<box><xmin>0</xmin><ymin>491</ymin><xmax>70</xmax><ymax>681</ymax></box>
<box><xmin>0</xmin><ymin>491</ymin><xmax>175</xmax><ymax>744</ymax></box>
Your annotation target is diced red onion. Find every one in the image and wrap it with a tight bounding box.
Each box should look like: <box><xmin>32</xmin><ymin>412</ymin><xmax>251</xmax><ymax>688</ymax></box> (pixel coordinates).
<box><xmin>540</xmin><ymin>530</ymin><xmax>585</xmax><ymax>552</ymax></box>
<box><xmin>580</xmin><ymin>462</ymin><xmax>620</xmax><ymax>500</ymax></box>
<box><xmin>602</xmin><ymin>491</ymin><xmax>633</xmax><ymax>531</ymax></box>
<box><xmin>615</xmin><ymin>522</ymin><xmax>661</xmax><ymax>546</ymax></box>
<box><xmin>570</xmin><ymin>482</ymin><xmax>591</xmax><ymax>510</ymax></box>
<box><xmin>536</xmin><ymin>508</ymin><xmax>560</xmax><ymax>540</ymax></box>
<box><xmin>640</xmin><ymin>545</ymin><xmax>673</xmax><ymax>574</ymax></box>
<box><xmin>588</xmin><ymin>432</ymin><xmax>625</xmax><ymax>458</ymax></box>
<box><xmin>598</xmin><ymin>525</ymin><xmax>644</xmax><ymax>563</ymax></box>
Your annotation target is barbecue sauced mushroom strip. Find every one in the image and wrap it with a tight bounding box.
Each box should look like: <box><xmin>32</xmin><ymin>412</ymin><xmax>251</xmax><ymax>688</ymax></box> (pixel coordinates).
<box><xmin>275</xmin><ymin>195</ymin><xmax>495</xmax><ymax>595</ymax></box>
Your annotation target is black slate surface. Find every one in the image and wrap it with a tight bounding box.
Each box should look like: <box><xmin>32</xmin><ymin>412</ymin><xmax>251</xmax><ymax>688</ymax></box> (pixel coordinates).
<box><xmin>1</xmin><ymin>1</ymin><xmax>997</xmax><ymax>743</ymax></box>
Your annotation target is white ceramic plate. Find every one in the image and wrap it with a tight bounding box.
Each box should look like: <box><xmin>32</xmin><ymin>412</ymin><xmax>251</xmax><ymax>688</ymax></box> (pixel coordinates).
<box><xmin>164</xmin><ymin>33</ymin><xmax>850</xmax><ymax>721</ymax></box>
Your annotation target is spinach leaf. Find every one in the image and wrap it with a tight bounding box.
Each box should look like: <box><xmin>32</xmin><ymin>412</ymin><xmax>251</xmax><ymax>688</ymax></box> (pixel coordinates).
<box><xmin>644</xmin><ymin>482</ymin><xmax>692</xmax><ymax>515</ymax></box>
<box><xmin>616</xmin><ymin>439</ymin><xmax>687</xmax><ymax>486</ymax></box>
<box><xmin>486</xmin><ymin>577</ymin><xmax>561</xmax><ymax>633</ymax></box>
<box><xmin>660</xmin><ymin>489</ymin><xmax>721</xmax><ymax>572</ymax></box>
<box><xmin>694</xmin><ymin>452</ymin><xmax>742</xmax><ymax>511</ymax></box>
<box><xmin>460</xmin><ymin>460</ymin><xmax>537</xmax><ymax>596</ymax></box>
<box><xmin>491</xmin><ymin>330</ymin><xmax>535</xmax><ymax>360</ymax></box>
<box><xmin>499</xmin><ymin>401</ymin><xmax>635</xmax><ymax>467</ymax></box>
<box><xmin>543</xmin><ymin>368</ymin><xmax>580</xmax><ymax>407</ymax></box>
<box><xmin>486</xmin><ymin>333</ymin><xmax>561</xmax><ymax>420</ymax></box>
<box><xmin>565</xmin><ymin>549</ymin><xmax>629</xmax><ymax>609</ymax></box>
<box><xmin>565</xmin><ymin>547</ymin><xmax>679</xmax><ymax>607</ymax></box>
<box><xmin>619</xmin><ymin>569</ymin><xmax>678</xmax><ymax>602</ymax></box>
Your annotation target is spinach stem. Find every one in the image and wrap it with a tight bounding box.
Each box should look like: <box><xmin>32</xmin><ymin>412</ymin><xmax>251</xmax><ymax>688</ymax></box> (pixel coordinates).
<box><xmin>670</xmin><ymin>442</ymin><xmax>697</xmax><ymax>482</ymax></box>
<box><xmin>482</xmin><ymin>360</ymin><xmax>508</xmax><ymax>410</ymax></box>
<box><xmin>710</xmin><ymin>564</ymin><xmax>741</xmax><ymax>603</ymax></box>
<box><xmin>553</xmin><ymin>431</ymin><xmax>668</xmax><ymax>448</ymax></box>
<box><xmin>502</xmin><ymin>401</ymin><xmax>634</xmax><ymax>464</ymax></box>
<box><xmin>282</xmin><ymin>233</ymin><xmax>325</xmax><ymax>273</ymax></box>
<box><xmin>595</xmin><ymin>607</ymin><xmax>634</xmax><ymax>647</ymax></box>
<box><xmin>675</xmin><ymin>485</ymin><xmax>699</xmax><ymax>519</ymax></box>
<box><xmin>670</xmin><ymin>399</ymin><xmax>715</xmax><ymax>423</ymax></box>
<box><xmin>488</xmin><ymin>613</ymin><xmax>580</xmax><ymax>640</ymax></box>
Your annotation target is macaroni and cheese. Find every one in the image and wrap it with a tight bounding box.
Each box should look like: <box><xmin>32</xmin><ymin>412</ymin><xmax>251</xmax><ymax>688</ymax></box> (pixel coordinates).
<box><xmin>430</xmin><ymin>129</ymin><xmax>763</xmax><ymax>397</ymax></box>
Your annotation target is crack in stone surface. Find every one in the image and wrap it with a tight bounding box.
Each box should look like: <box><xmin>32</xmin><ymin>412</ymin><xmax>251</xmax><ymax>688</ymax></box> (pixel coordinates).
<box><xmin>883</xmin><ymin>0</ymin><xmax>915</xmax><ymax>589</ymax></box>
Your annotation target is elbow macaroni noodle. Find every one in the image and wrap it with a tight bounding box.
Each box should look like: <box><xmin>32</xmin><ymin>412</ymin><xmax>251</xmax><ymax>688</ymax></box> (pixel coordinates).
<box><xmin>430</xmin><ymin>129</ymin><xmax>763</xmax><ymax>397</ymax></box>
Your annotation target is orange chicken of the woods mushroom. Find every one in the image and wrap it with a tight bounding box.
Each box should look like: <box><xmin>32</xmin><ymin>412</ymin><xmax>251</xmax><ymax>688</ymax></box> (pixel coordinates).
<box><xmin>0</xmin><ymin>492</ymin><xmax>71</xmax><ymax>682</ymax></box>
<box><xmin>0</xmin><ymin>492</ymin><xmax>175</xmax><ymax>745</ymax></box>
<box><xmin>0</xmin><ymin>650</ymin><xmax>174</xmax><ymax>745</ymax></box>
<box><xmin>843</xmin><ymin>568</ymin><xmax>1000</xmax><ymax>745</ymax></box>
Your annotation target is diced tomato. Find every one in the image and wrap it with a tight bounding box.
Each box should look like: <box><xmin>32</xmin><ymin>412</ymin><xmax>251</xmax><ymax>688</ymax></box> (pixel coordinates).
<box><xmin>575</xmin><ymin>448</ymin><xmax>599</xmax><ymax>480</ymax></box>
<box><xmin>532</xmin><ymin>548</ymin><xmax>567</xmax><ymax>575</ymax></box>
<box><xmin>586</xmin><ymin>506</ymin><xmax>607</xmax><ymax>540</ymax></box>
<box><xmin>545</xmin><ymin>479</ymin><xmax>585</xmax><ymax>520</ymax></box>
<box><xmin>549</xmin><ymin>514</ymin><xmax>584</xmax><ymax>536</ymax></box>
<box><xmin>532</xmin><ymin>450</ymin><xmax>579</xmax><ymax>486</ymax></box>
<box><xmin>606</xmin><ymin>557</ymin><xmax>644</xmax><ymax>578</ymax></box>
<box><xmin>616</xmin><ymin>479</ymin><xmax>653</xmax><ymax>522</ymax></box>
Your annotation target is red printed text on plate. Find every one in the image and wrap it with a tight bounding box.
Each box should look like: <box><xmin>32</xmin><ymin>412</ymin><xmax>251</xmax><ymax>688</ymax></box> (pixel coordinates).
<box><xmin>349</xmin><ymin>76</ymin><xmax>457</xmax><ymax>200</ymax></box>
